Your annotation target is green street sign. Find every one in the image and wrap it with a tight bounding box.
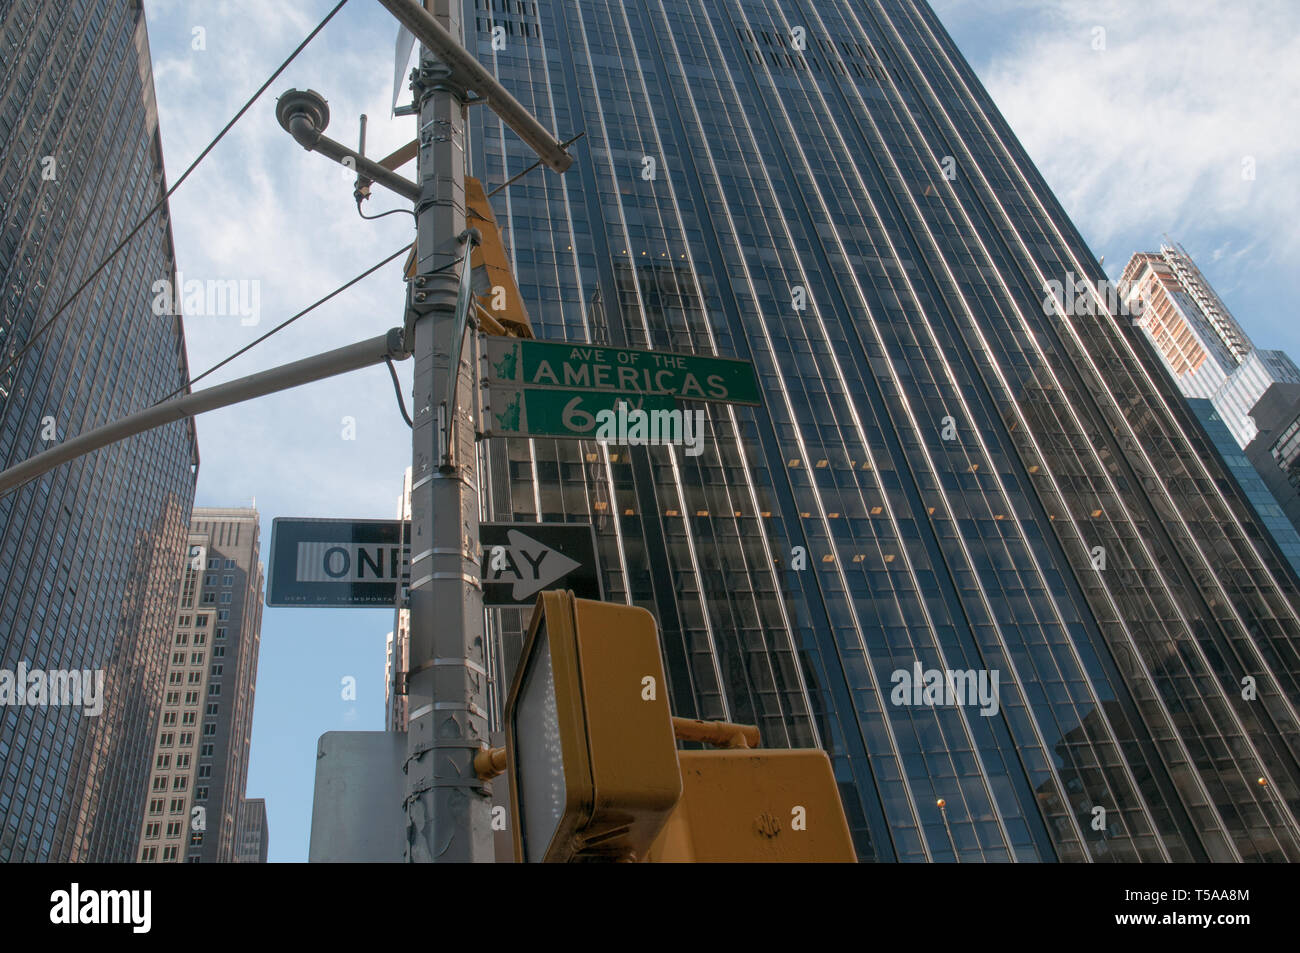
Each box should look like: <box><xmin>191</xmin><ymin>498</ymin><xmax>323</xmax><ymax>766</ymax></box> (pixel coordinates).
<box><xmin>484</xmin><ymin>337</ymin><xmax>761</xmax><ymax>406</ymax></box>
<box><xmin>484</xmin><ymin>387</ymin><xmax>678</xmax><ymax>439</ymax></box>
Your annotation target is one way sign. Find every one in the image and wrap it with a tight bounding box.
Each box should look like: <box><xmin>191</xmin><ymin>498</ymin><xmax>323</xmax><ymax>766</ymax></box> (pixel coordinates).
<box><xmin>267</xmin><ymin>518</ymin><xmax>600</xmax><ymax>609</ymax></box>
<box><xmin>479</xmin><ymin>523</ymin><xmax>602</xmax><ymax>608</ymax></box>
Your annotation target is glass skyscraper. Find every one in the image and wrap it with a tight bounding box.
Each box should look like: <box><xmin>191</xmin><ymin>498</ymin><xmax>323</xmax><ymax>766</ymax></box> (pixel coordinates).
<box><xmin>463</xmin><ymin>0</ymin><xmax>1300</xmax><ymax>861</ymax></box>
<box><xmin>0</xmin><ymin>0</ymin><xmax>198</xmax><ymax>860</ymax></box>
<box><xmin>1187</xmin><ymin>399</ymin><xmax>1300</xmax><ymax>579</ymax></box>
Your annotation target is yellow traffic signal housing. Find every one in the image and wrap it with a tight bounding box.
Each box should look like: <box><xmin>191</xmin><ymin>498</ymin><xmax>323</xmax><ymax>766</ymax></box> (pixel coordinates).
<box><xmin>504</xmin><ymin>591</ymin><xmax>681</xmax><ymax>862</ymax></box>
<box><xmin>401</xmin><ymin>176</ymin><xmax>534</xmax><ymax>339</ymax></box>
<box><xmin>465</xmin><ymin>175</ymin><xmax>533</xmax><ymax>338</ymax></box>
<box><xmin>647</xmin><ymin>749</ymin><xmax>857</xmax><ymax>862</ymax></box>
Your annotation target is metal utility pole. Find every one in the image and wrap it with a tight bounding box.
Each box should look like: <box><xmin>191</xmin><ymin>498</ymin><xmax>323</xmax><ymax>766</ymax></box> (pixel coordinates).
<box><xmin>400</xmin><ymin>0</ymin><xmax>491</xmax><ymax>864</ymax></box>
<box><xmin>372</xmin><ymin>0</ymin><xmax>571</xmax><ymax>862</ymax></box>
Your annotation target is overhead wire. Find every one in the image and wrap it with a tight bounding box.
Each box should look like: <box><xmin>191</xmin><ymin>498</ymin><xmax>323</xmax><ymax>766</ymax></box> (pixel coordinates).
<box><xmin>154</xmin><ymin>242</ymin><xmax>419</xmax><ymax>405</ymax></box>
<box><xmin>0</xmin><ymin>0</ymin><xmax>351</xmax><ymax>382</ymax></box>
<box><xmin>487</xmin><ymin>130</ymin><xmax>586</xmax><ymax>197</ymax></box>
<box><xmin>356</xmin><ymin>199</ymin><xmax>417</xmax><ymax>222</ymax></box>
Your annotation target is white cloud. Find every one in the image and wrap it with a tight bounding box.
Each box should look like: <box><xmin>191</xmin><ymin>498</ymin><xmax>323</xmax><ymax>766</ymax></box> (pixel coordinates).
<box><xmin>974</xmin><ymin>3</ymin><xmax>1298</xmax><ymax>277</ymax></box>
<box><xmin>141</xmin><ymin>0</ymin><xmax>415</xmax><ymax>505</ymax></box>
<box><xmin>932</xmin><ymin>0</ymin><xmax>1300</xmax><ymax>349</ymax></box>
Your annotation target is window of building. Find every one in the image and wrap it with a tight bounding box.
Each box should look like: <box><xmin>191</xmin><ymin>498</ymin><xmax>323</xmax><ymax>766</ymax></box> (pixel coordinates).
<box><xmin>190</xmin><ymin>652</ymin><xmax>204</xmax><ymax>665</ymax></box>
<box><xmin>218</xmin><ymin>610</ymin><xmax>229</xmax><ymax>621</ymax></box>
<box><xmin>176</xmin><ymin>754</ymin><xmax>191</xmax><ymax>769</ymax></box>
<box><xmin>145</xmin><ymin>822</ymin><xmax>160</xmax><ymax>839</ymax></box>
<box><xmin>219</xmin><ymin>592</ymin><xmax>232</xmax><ymax>604</ymax></box>
<box><xmin>179</xmin><ymin>732</ymin><xmax>194</xmax><ymax>746</ymax></box>
<box><xmin>165</xmin><ymin>692</ymin><xmax>179</xmax><ymax>706</ymax></box>
<box><xmin>207</xmin><ymin>558</ymin><xmax>220</xmax><ymax>569</ymax></box>
<box><xmin>172</xmin><ymin>776</ymin><xmax>187</xmax><ymax>791</ymax></box>
<box><xmin>177</xmin><ymin>615</ymin><xmax>191</xmax><ymax>628</ymax></box>
<box><xmin>201</xmin><ymin>743</ymin><xmax>214</xmax><ymax>757</ymax></box>
<box><xmin>194</xmin><ymin>615</ymin><xmax>209</xmax><ymax>628</ymax></box>
<box><xmin>198</xmin><ymin>765</ymin><xmax>212</xmax><ymax>779</ymax></box>
<box><xmin>170</xmin><ymin>799</ymin><xmax>185</xmax><ymax>814</ymax></box>
<box><xmin>141</xmin><ymin>847</ymin><xmax>157</xmax><ymax>862</ymax></box>
<box><xmin>224</xmin><ymin>559</ymin><xmax>236</xmax><ymax>569</ymax></box>
<box><xmin>174</xmin><ymin>632</ymin><xmax>188</xmax><ymax>646</ymax></box>
<box><xmin>166</xmin><ymin>821</ymin><xmax>183</xmax><ymax>838</ymax></box>
<box><xmin>155</xmin><ymin>754</ymin><xmax>170</xmax><ymax>769</ymax></box>
<box><xmin>148</xmin><ymin>799</ymin><xmax>164</xmax><ymax>815</ymax></box>
<box><xmin>159</xmin><ymin>733</ymin><xmax>174</xmax><ymax>747</ymax></box>
<box><xmin>195</xmin><ymin>787</ymin><xmax>209</xmax><ymax>801</ymax></box>
<box><xmin>222</xmin><ymin>575</ymin><xmax>233</xmax><ymax>587</ymax></box>
<box><xmin>162</xmin><ymin>846</ymin><xmax>178</xmax><ymax>861</ymax></box>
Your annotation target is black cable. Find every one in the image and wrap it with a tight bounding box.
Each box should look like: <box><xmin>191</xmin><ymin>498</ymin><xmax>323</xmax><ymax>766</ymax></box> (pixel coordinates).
<box><xmin>154</xmin><ymin>242</ymin><xmax>415</xmax><ymax>404</ymax></box>
<box><xmin>0</xmin><ymin>0</ymin><xmax>351</xmax><ymax>382</ymax></box>
<box><xmin>356</xmin><ymin>198</ymin><xmax>416</xmax><ymax>222</ymax></box>
<box><xmin>385</xmin><ymin>357</ymin><xmax>413</xmax><ymax>428</ymax></box>
<box><xmin>156</xmin><ymin>247</ymin><xmax>470</xmax><ymax>405</ymax></box>
<box><xmin>487</xmin><ymin>130</ymin><xmax>586</xmax><ymax>198</ymax></box>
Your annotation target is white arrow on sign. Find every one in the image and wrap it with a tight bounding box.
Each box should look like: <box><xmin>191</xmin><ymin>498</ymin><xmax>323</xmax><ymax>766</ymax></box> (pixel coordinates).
<box><xmin>488</xmin><ymin>530</ymin><xmax>583</xmax><ymax>600</ymax></box>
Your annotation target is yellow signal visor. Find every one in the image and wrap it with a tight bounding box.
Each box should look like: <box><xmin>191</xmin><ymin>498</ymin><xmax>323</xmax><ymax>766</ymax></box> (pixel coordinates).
<box><xmin>466</xmin><ymin>175</ymin><xmax>533</xmax><ymax>339</ymax></box>
<box><xmin>648</xmin><ymin>749</ymin><xmax>857</xmax><ymax>862</ymax></box>
<box><xmin>505</xmin><ymin>591</ymin><xmax>681</xmax><ymax>862</ymax></box>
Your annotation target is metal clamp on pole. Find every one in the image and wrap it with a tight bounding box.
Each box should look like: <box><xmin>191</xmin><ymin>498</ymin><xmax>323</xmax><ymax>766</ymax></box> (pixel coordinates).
<box><xmin>474</xmin><ymin>746</ymin><xmax>508</xmax><ymax>782</ymax></box>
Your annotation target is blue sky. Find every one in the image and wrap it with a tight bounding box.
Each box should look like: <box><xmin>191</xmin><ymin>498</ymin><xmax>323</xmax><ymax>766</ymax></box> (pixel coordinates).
<box><xmin>138</xmin><ymin>0</ymin><xmax>1300</xmax><ymax>861</ymax></box>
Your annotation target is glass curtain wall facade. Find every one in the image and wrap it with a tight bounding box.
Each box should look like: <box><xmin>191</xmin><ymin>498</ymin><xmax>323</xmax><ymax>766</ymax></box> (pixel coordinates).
<box><xmin>0</xmin><ymin>0</ymin><xmax>198</xmax><ymax>860</ymax></box>
<box><xmin>1186</xmin><ymin>399</ymin><xmax>1300</xmax><ymax>579</ymax></box>
<box><xmin>465</xmin><ymin>0</ymin><xmax>1300</xmax><ymax>862</ymax></box>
